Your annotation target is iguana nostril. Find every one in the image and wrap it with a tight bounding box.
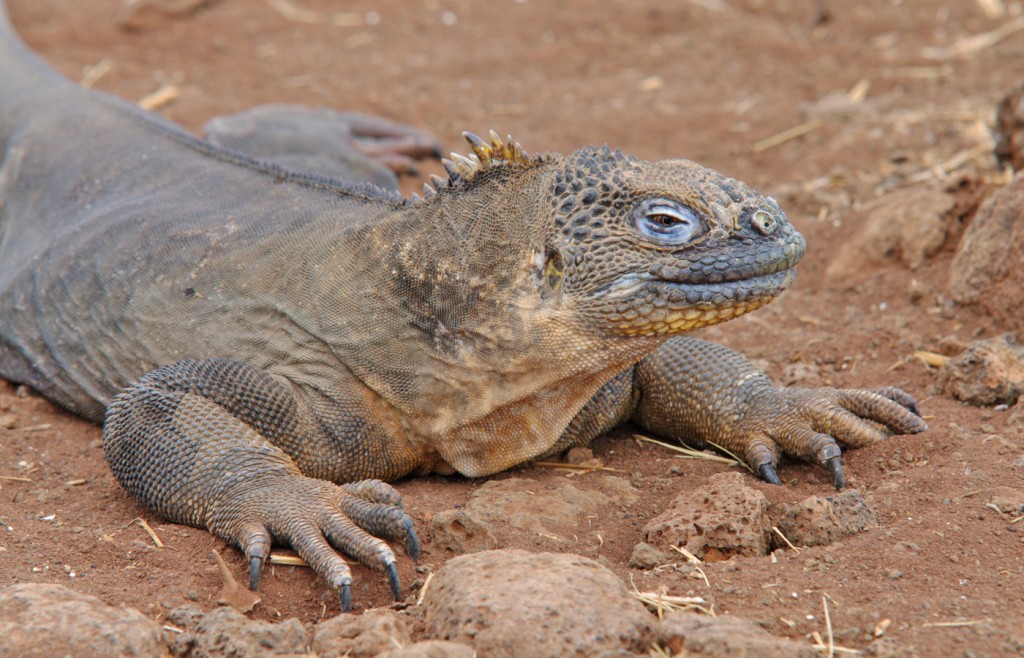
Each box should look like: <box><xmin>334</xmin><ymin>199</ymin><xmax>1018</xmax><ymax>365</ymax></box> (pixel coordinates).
<box><xmin>752</xmin><ymin>210</ymin><xmax>777</xmax><ymax>235</ymax></box>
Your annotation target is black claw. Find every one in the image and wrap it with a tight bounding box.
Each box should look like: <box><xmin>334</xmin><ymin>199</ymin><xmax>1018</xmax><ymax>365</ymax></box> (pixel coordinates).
<box><xmin>248</xmin><ymin>556</ymin><xmax>262</xmax><ymax>591</ymax></box>
<box><xmin>758</xmin><ymin>462</ymin><xmax>783</xmax><ymax>485</ymax></box>
<box><xmin>826</xmin><ymin>457</ymin><xmax>846</xmax><ymax>490</ymax></box>
<box><xmin>339</xmin><ymin>584</ymin><xmax>352</xmax><ymax>613</ymax></box>
<box><xmin>386</xmin><ymin>562</ymin><xmax>401</xmax><ymax>601</ymax></box>
<box><xmin>404</xmin><ymin>520</ymin><xmax>421</xmax><ymax>561</ymax></box>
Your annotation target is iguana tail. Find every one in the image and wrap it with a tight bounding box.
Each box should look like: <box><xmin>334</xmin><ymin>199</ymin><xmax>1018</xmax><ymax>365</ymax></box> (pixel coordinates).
<box><xmin>0</xmin><ymin>0</ymin><xmax>25</xmax><ymax>55</ymax></box>
<box><xmin>0</xmin><ymin>1</ymin><xmax>82</xmax><ymax>144</ymax></box>
<box><xmin>0</xmin><ymin>0</ymin><xmax>68</xmax><ymax>93</ymax></box>
<box><xmin>0</xmin><ymin>0</ymin><xmax>11</xmax><ymax>38</ymax></box>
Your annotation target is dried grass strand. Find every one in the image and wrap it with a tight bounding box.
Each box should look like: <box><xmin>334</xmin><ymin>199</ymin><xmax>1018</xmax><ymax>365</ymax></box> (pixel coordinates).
<box><xmin>135</xmin><ymin>517</ymin><xmax>164</xmax><ymax>548</ymax></box>
<box><xmin>634</xmin><ymin>435</ymin><xmax>752</xmax><ymax>473</ymax></box>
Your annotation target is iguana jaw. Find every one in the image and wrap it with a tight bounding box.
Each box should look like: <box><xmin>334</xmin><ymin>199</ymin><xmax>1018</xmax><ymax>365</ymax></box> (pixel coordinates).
<box><xmin>595</xmin><ymin>266</ymin><xmax>798</xmax><ymax>336</ymax></box>
<box><xmin>593</xmin><ymin>236</ymin><xmax>805</xmax><ymax>336</ymax></box>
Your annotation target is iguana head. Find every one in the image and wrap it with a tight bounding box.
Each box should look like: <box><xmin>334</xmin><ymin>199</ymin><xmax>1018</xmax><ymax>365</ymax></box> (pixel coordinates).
<box><xmin>423</xmin><ymin>132</ymin><xmax>805</xmax><ymax>339</ymax></box>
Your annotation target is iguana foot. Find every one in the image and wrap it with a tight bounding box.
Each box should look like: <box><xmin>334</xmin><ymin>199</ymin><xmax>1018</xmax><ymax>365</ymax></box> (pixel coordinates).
<box><xmin>631</xmin><ymin>338</ymin><xmax>928</xmax><ymax>490</ymax></box>
<box><xmin>740</xmin><ymin>386</ymin><xmax>927</xmax><ymax>489</ymax></box>
<box><xmin>204</xmin><ymin>105</ymin><xmax>442</xmax><ymax>190</ymax></box>
<box><xmin>211</xmin><ymin>475</ymin><xmax>418</xmax><ymax>611</ymax></box>
<box><xmin>337</xmin><ymin>113</ymin><xmax>444</xmax><ymax>174</ymax></box>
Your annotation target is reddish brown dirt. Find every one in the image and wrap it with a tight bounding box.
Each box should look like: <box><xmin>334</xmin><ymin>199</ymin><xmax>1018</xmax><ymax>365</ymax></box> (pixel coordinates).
<box><xmin>2</xmin><ymin>0</ymin><xmax>1023</xmax><ymax>655</ymax></box>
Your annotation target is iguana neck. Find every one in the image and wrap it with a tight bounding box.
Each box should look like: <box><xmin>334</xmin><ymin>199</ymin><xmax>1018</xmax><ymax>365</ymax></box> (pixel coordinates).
<box><xmin>314</xmin><ymin>167</ymin><xmax>660</xmax><ymax>449</ymax></box>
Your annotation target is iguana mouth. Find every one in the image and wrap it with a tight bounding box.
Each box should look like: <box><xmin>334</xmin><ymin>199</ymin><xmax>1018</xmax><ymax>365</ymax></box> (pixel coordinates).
<box><xmin>655</xmin><ymin>266</ymin><xmax>798</xmax><ymax>306</ymax></box>
<box><xmin>597</xmin><ymin>267</ymin><xmax>797</xmax><ymax>336</ymax></box>
<box><xmin>648</xmin><ymin>236</ymin><xmax>806</xmax><ymax>286</ymax></box>
<box><xmin>597</xmin><ymin>234</ymin><xmax>803</xmax><ymax>299</ymax></box>
<box><xmin>593</xmin><ymin>233</ymin><xmax>803</xmax><ymax>336</ymax></box>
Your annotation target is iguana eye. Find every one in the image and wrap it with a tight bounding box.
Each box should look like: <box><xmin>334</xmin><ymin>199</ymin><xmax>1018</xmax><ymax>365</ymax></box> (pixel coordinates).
<box><xmin>633</xmin><ymin>199</ymin><xmax>701</xmax><ymax>244</ymax></box>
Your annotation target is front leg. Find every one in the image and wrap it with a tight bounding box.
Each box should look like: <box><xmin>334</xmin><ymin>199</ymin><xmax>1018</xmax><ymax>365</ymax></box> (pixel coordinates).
<box><xmin>103</xmin><ymin>358</ymin><xmax>421</xmax><ymax>611</ymax></box>
<box><xmin>631</xmin><ymin>337</ymin><xmax>927</xmax><ymax>488</ymax></box>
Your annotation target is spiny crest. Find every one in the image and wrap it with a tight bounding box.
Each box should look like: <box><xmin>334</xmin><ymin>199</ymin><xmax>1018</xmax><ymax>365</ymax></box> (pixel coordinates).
<box><xmin>462</xmin><ymin>130</ymin><xmax>531</xmax><ymax>168</ymax></box>
<box><xmin>447</xmin><ymin>131</ymin><xmax>534</xmax><ymax>178</ymax></box>
<box><xmin>414</xmin><ymin>131</ymin><xmax>544</xmax><ymax>204</ymax></box>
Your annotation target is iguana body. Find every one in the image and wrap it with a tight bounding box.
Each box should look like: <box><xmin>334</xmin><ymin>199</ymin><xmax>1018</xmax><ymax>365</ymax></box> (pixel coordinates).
<box><xmin>0</xmin><ymin>4</ymin><xmax>925</xmax><ymax>609</ymax></box>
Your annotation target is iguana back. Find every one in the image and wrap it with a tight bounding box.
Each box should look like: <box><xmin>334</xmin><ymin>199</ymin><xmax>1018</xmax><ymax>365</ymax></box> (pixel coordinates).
<box><xmin>0</xmin><ymin>7</ymin><xmax>404</xmax><ymax>420</ymax></box>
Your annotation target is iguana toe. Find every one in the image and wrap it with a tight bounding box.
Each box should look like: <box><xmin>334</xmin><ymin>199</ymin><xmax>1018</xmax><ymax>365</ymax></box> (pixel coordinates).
<box><xmin>757</xmin><ymin>462</ymin><xmax>783</xmax><ymax>486</ymax></box>
<box><xmin>386</xmin><ymin>562</ymin><xmax>401</xmax><ymax>601</ymax></box>
<box><xmin>339</xmin><ymin>584</ymin><xmax>353</xmax><ymax>613</ymax></box>
<box><xmin>749</xmin><ymin>427</ymin><xmax>845</xmax><ymax>487</ymax></box>
<box><xmin>809</xmin><ymin>388</ymin><xmax>928</xmax><ymax>449</ymax></box>
<box><xmin>340</xmin><ymin>479</ymin><xmax>420</xmax><ymax>561</ymax></box>
<box><xmin>282</xmin><ymin>518</ymin><xmax>356</xmax><ymax>599</ymax></box>
<box><xmin>826</xmin><ymin>457</ymin><xmax>845</xmax><ymax>490</ymax></box>
<box><xmin>248</xmin><ymin>556</ymin><xmax>263</xmax><ymax>591</ymax></box>
<box><xmin>238</xmin><ymin>522</ymin><xmax>272</xmax><ymax>590</ymax></box>
<box><xmin>874</xmin><ymin>386</ymin><xmax>923</xmax><ymax>417</ymax></box>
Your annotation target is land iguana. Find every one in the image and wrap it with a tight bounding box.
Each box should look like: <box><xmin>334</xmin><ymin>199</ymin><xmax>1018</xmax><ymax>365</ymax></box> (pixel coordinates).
<box><xmin>0</xmin><ymin>3</ymin><xmax>926</xmax><ymax>611</ymax></box>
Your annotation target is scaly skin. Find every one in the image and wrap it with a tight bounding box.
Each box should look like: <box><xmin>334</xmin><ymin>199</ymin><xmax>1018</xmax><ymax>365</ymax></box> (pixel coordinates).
<box><xmin>0</xmin><ymin>3</ymin><xmax>925</xmax><ymax>611</ymax></box>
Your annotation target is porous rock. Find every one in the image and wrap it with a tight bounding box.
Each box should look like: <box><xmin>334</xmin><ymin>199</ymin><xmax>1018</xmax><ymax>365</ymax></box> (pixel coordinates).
<box><xmin>0</xmin><ymin>583</ymin><xmax>167</xmax><ymax>658</ymax></box>
<box><xmin>772</xmin><ymin>489</ymin><xmax>879</xmax><ymax>548</ymax></box>
<box><xmin>995</xmin><ymin>80</ymin><xmax>1024</xmax><ymax>171</ymax></box>
<box><xmin>642</xmin><ymin>471</ymin><xmax>771</xmax><ymax>559</ymax></box>
<box><xmin>170</xmin><ymin>607</ymin><xmax>306</xmax><ymax>658</ymax></box>
<box><xmin>655</xmin><ymin>612</ymin><xmax>818</xmax><ymax>658</ymax></box>
<box><xmin>937</xmin><ymin>335</ymin><xmax>1024</xmax><ymax>406</ymax></box>
<box><xmin>949</xmin><ymin>172</ymin><xmax>1024</xmax><ymax>328</ymax></box>
<box><xmin>375</xmin><ymin>640</ymin><xmax>477</xmax><ymax>658</ymax></box>
<box><xmin>1009</xmin><ymin>402</ymin><xmax>1024</xmax><ymax>437</ymax></box>
<box><xmin>463</xmin><ymin>476</ymin><xmax>638</xmax><ymax>542</ymax></box>
<box><xmin>825</xmin><ymin>183</ymin><xmax>958</xmax><ymax>284</ymax></box>
<box><xmin>430</xmin><ymin>509</ymin><xmax>497</xmax><ymax>555</ymax></box>
<box><xmin>988</xmin><ymin>486</ymin><xmax>1024</xmax><ymax>515</ymax></box>
<box><xmin>312</xmin><ymin>607</ymin><xmax>411</xmax><ymax>658</ymax></box>
<box><xmin>165</xmin><ymin>605</ymin><xmax>206</xmax><ymax>630</ymax></box>
<box><xmin>629</xmin><ymin>541</ymin><xmax>674</xmax><ymax>569</ymax></box>
<box><xmin>422</xmin><ymin>549</ymin><xmax>654</xmax><ymax>657</ymax></box>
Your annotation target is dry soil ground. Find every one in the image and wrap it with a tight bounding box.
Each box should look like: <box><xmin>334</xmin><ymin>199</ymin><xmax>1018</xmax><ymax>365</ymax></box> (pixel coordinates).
<box><xmin>2</xmin><ymin>0</ymin><xmax>1023</xmax><ymax>656</ymax></box>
